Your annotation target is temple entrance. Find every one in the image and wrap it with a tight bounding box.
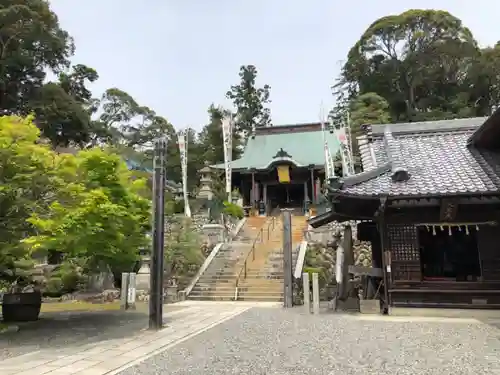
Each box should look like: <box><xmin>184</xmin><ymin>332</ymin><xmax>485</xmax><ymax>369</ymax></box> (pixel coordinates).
<box><xmin>418</xmin><ymin>225</ymin><xmax>481</xmax><ymax>281</ymax></box>
<box><xmin>267</xmin><ymin>183</ymin><xmax>304</xmax><ymax>210</ymax></box>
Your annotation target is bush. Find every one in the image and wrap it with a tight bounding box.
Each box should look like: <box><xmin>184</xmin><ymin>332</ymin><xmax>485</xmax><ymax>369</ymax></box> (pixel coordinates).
<box><xmin>44</xmin><ymin>277</ymin><xmax>64</xmax><ymax>297</ymax></box>
<box><xmin>223</xmin><ymin>201</ymin><xmax>244</xmax><ymax>219</ymax></box>
<box><xmin>303</xmin><ymin>267</ymin><xmax>328</xmax><ymax>289</ymax></box>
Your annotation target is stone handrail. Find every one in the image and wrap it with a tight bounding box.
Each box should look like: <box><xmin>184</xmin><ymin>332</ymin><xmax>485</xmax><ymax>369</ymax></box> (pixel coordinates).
<box><xmin>184</xmin><ymin>216</ymin><xmax>247</xmax><ymax>297</ymax></box>
<box><xmin>184</xmin><ymin>242</ymin><xmax>224</xmax><ymax>297</ymax></box>
<box><xmin>293</xmin><ymin>240</ymin><xmax>308</xmax><ymax>279</ymax></box>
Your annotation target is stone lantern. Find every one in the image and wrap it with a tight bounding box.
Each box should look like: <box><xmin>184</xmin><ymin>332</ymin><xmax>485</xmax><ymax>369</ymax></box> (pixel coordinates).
<box><xmin>197</xmin><ymin>162</ymin><xmax>213</xmax><ymax>200</ymax></box>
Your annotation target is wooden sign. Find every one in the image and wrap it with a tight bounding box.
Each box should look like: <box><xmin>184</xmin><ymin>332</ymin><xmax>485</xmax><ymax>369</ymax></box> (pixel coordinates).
<box><xmin>440</xmin><ymin>198</ymin><xmax>459</xmax><ymax>221</ymax></box>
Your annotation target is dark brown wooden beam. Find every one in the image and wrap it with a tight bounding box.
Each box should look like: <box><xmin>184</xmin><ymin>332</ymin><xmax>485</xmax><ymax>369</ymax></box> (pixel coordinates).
<box><xmin>386</xmin><ymin>205</ymin><xmax>500</xmax><ymax>224</ymax></box>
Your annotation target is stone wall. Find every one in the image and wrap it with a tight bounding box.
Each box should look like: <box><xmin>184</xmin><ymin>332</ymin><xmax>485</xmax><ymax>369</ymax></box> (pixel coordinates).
<box><xmin>299</xmin><ymin>220</ymin><xmax>372</xmax><ymax>302</ymax></box>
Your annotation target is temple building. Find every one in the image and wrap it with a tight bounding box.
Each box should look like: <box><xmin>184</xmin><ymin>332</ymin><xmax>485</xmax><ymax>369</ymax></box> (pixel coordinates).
<box><xmin>310</xmin><ymin>111</ymin><xmax>500</xmax><ymax>310</ymax></box>
<box><xmin>211</xmin><ymin>122</ymin><xmax>341</xmax><ymax>214</ymax></box>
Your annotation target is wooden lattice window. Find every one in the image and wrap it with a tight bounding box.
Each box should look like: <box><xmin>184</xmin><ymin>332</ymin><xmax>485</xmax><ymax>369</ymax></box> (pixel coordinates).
<box><xmin>387</xmin><ymin>224</ymin><xmax>422</xmax><ymax>281</ymax></box>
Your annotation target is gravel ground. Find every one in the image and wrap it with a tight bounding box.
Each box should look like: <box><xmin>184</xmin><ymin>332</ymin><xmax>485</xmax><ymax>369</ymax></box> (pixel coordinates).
<box><xmin>0</xmin><ymin>304</ymin><xmax>186</xmax><ymax>360</ymax></box>
<box><xmin>120</xmin><ymin>307</ymin><xmax>500</xmax><ymax>375</ymax></box>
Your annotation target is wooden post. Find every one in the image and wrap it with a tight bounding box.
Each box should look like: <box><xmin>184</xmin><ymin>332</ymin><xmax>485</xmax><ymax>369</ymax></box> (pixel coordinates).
<box><xmin>377</xmin><ymin>197</ymin><xmax>390</xmax><ymax>315</ymax></box>
<box><xmin>302</xmin><ymin>272</ymin><xmax>310</xmax><ymax>313</ymax></box>
<box><xmin>150</xmin><ymin>138</ymin><xmax>166</xmax><ymax>329</ymax></box>
<box><xmin>312</xmin><ymin>273</ymin><xmax>320</xmax><ymax>314</ymax></box>
<box><xmin>282</xmin><ymin>210</ymin><xmax>293</xmax><ymax>308</ymax></box>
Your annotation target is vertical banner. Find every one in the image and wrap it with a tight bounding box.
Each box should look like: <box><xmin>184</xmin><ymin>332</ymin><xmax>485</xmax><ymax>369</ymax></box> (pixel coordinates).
<box><xmin>321</xmin><ymin>119</ymin><xmax>335</xmax><ymax>179</ymax></box>
<box><xmin>178</xmin><ymin>130</ymin><xmax>191</xmax><ymax>217</ymax></box>
<box><xmin>221</xmin><ymin>115</ymin><xmax>233</xmax><ymax>202</ymax></box>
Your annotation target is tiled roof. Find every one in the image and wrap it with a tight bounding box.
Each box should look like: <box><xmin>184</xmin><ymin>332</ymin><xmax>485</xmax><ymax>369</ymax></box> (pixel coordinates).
<box><xmin>335</xmin><ymin>118</ymin><xmax>500</xmax><ymax>198</ymax></box>
<box><xmin>212</xmin><ymin>128</ymin><xmax>340</xmax><ymax>170</ymax></box>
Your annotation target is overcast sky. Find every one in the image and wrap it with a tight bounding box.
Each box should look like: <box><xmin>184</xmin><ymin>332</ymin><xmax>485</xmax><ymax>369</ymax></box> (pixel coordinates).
<box><xmin>49</xmin><ymin>0</ymin><xmax>500</xmax><ymax>130</ymax></box>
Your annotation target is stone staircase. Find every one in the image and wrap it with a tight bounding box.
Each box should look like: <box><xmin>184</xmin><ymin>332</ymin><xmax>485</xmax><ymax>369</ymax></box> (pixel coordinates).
<box><xmin>235</xmin><ymin>215</ymin><xmax>307</xmax><ymax>302</ymax></box>
<box><xmin>187</xmin><ymin>215</ymin><xmax>307</xmax><ymax>302</ymax></box>
<box><xmin>187</xmin><ymin>217</ymin><xmax>269</xmax><ymax>301</ymax></box>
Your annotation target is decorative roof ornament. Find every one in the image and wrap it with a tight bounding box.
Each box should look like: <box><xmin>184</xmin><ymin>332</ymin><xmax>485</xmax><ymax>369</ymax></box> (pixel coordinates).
<box><xmin>273</xmin><ymin>148</ymin><xmax>292</xmax><ymax>158</ymax></box>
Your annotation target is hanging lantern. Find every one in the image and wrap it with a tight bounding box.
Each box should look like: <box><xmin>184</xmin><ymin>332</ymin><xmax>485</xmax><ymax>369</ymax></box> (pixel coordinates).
<box><xmin>466</xmin><ymin>226</ymin><xmax>470</xmax><ymax>235</ymax></box>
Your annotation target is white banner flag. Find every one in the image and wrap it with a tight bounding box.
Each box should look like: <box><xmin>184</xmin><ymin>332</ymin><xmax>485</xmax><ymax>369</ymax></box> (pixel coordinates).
<box><xmin>321</xmin><ymin>120</ymin><xmax>335</xmax><ymax>179</ymax></box>
<box><xmin>178</xmin><ymin>130</ymin><xmax>191</xmax><ymax>217</ymax></box>
<box><xmin>221</xmin><ymin>116</ymin><xmax>233</xmax><ymax>202</ymax></box>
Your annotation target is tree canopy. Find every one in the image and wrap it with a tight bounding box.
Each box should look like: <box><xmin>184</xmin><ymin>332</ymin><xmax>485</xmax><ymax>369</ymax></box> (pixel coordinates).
<box><xmin>334</xmin><ymin>9</ymin><xmax>500</xmax><ymax>131</ymax></box>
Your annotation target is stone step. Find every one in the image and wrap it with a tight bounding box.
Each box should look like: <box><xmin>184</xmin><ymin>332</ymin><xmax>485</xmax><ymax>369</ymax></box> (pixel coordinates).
<box><xmin>238</xmin><ymin>291</ymin><xmax>283</xmax><ymax>297</ymax></box>
<box><xmin>236</xmin><ymin>295</ymin><xmax>283</xmax><ymax>302</ymax></box>
<box><xmin>196</xmin><ymin>275</ymin><xmax>237</xmax><ymax>284</ymax></box>
<box><xmin>245</xmin><ymin>270</ymin><xmax>283</xmax><ymax>275</ymax></box>
<box><xmin>188</xmin><ymin>295</ymin><xmax>235</xmax><ymax>301</ymax></box>
<box><xmin>237</xmin><ymin>286</ymin><xmax>282</xmax><ymax>293</ymax></box>
<box><xmin>239</xmin><ymin>275</ymin><xmax>283</xmax><ymax>280</ymax></box>
<box><xmin>191</xmin><ymin>284</ymin><xmax>236</xmax><ymax>294</ymax></box>
<box><xmin>190</xmin><ymin>289</ymin><xmax>234</xmax><ymax>296</ymax></box>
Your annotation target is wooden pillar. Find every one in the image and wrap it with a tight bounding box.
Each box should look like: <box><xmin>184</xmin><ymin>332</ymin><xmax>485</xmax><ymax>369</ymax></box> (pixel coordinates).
<box><xmin>377</xmin><ymin>197</ymin><xmax>390</xmax><ymax>314</ymax></box>
<box><xmin>303</xmin><ymin>181</ymin><xmax>308</xmax><ymax>204</ymax></box>
<box><xmin>251</xmin><ymin>171</ymin><xmax>256</xmax><ymax>208</ymax></box>
<box><xmin>282</xmin><ymin>210</ymin><xmax>293</xmax><ymax>308</ymax></box>
<box><xmin>310</xmin><ymin>168</ymin><xmax>315</xmax><ymax>203</ymax></box>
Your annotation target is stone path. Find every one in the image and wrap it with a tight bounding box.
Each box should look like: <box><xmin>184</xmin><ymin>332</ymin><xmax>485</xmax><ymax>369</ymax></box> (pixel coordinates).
<box><xmin>0</xmin><ymin>301</ymin><xmax>277</xmax><ymax>375</ymax></box>
<box><xmin>4</xmin><ymin>302</ymin><xmax>500</xmax><ymax>374</ymax></box>
<box><xmin>121</xmin><ymin>307</ymin><xmax>500</xmax><ymax>375</ymax></box>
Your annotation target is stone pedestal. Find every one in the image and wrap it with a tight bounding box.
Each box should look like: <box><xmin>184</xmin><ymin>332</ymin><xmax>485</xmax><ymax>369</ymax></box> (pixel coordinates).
<box><xmin>136</xmin><ymin>256</ymin><xmax>151</xmax><ymax>291</ymax></box>
<box><xmin>201</xmin><ymin>223</ymin><xmax>226</xmax><ymax>245</ymax></box>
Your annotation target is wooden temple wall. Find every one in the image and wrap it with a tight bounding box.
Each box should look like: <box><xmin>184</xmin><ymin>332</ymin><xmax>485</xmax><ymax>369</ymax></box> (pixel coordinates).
<box><xmin>384</xmin><ymin>223</ymin><xmax>500</xmax><ymax>283</ymax></box>
<box><xmin>476</xmin><ymin>225</ymin><xmax>500</xmax><ymax>281</ymax></box>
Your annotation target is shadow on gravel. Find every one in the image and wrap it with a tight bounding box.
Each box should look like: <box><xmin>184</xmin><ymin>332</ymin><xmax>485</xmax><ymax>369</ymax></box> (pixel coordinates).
<box><xmin>0</xmin><ymin>304</ymin><xmax>187</xmax><ymax>360</ymax></box>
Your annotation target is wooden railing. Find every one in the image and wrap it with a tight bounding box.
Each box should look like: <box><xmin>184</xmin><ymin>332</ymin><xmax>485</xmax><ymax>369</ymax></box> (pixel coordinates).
<box><xmin>234</xmin><ymin>216</ymin><xmax>277</xmax><ymax>299</ymax></box>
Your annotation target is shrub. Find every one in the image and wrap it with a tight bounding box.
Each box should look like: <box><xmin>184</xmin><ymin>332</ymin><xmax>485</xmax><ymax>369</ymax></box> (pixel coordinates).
<box><xmin>223</xmin><ymin>201</ymin><xmax>244</xmax><ymax>219</ymax></box>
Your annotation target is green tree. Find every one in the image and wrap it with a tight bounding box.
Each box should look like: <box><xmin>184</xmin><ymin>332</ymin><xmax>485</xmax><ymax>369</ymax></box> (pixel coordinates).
<box><xmin>24</xmin><ymin>148</ymin><xmax>151</xmax><ymax>275</ymax></box>
<box><xmin>467</xmin><ymin>42</ymin><xmax>500</xmax><ymax>115</ymax></box>
<box><xmin>0</xmin><ymin>0</ymin><xmax>74</xmax><ymax>113</ymax></box>
<box><xmin>226</xmin><ymin>65</ymin><xmax>272</xmax><ymax>134</ymax></box>
<box><xmin>338</xmin><ymin>9</ymin><xmax>479</xmax><ymax>121</ymax></box>
<box><xmin>29</xmin><ymin>82</ymin><xmax>93</xmax><ymax>147</ymax></box>
<box><xmin>58</xmin><ymin>64</ymin><xmax>99</xmax><ymax>104</ymax></box>
<box><xmin>0</xmin><ymin>116</ymin><xmax>59</xmax><ymax>282</ymax></box>
<box><xmin>348</xmin><ymin>92</ymin><xmax>391</xmax><ymax>154</ymax></box>
<box><xmin>198</xmin><ymin>104</ymin><xmax>242</xmax><ymax>165</ymax></box>
<box><xmin>164</xmin><ymin>217</ymin><xmax>204</xmax><ymax>288</ymax></box>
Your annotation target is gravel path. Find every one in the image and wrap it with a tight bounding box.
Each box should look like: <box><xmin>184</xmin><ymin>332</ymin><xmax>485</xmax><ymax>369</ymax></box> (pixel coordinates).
<box><xmin>120</xmin><ymin>307</ymin><xmax>500</xmax><ymax>375</ymax></box>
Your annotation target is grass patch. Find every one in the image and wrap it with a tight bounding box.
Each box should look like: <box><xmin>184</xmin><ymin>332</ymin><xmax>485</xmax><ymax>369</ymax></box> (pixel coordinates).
<box><xmin>40</xmin><ymin>301</ymin><xmax>122</xmax><ymax>313</ymax></box>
